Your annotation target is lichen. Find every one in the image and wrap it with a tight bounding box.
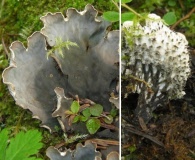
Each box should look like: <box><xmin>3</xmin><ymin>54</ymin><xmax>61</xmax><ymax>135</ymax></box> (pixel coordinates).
<box><xmin>2</xmin><ymin>5</ymin><xmax>119</xmax><ymax>131</ymax></box>
<box><xmin>122</xmin><ymin>14</ymin><xmax>190</xmax><ymax>122</ymax></box>
<box><xmin>46</xmin><ymin>140</ymin><xmax>119</xmax><ymax>160</ymax></box>
<box><xmin>41</xmin><ymin>4</ymin><xmax>119</xmax><ymax>111</ymax></box>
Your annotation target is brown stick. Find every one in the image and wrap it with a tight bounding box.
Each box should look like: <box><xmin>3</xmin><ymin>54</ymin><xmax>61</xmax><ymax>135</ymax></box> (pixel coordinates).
<box><xmin>171</xmin><ymin>7</ymin><xmax>195</xmax><ymax>30</ymax></box>
<box><xmin>90</xmin><ymin>138</ymin><xmax>119</xmax><ymax>146</ymax></box>
<box><xmin>100</xmin><ymin>122</ymin><xmax>119</xmax><ymax>131</ymax></box>
<box><xmin>1</xmin><ymin>36</ymin><xmax>9</xmax><ymax>56</ymax></box>
<box><xmin>125</xmin><ymin>126</ymin><xmax>164</xmax><ymax>147</ymax></box>
<box><xmin>178</xmin><ymin>0</ymin><xmax>184</xmax><ymax>10</ymax></box>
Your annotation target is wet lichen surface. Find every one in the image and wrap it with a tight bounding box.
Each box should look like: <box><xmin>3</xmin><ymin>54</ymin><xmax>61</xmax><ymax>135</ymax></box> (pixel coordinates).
<box><xmin>3</xmin><ymin>6</ymin><xmax>119</xmax><ymax>159</ymax></box>
<box><xmin>0</xmin><ymin>1</ymin><xmax>119</xmax><ymax>160</ymax></box>
<box><xmin>0</xmin><ymin>0</ymin><xmax>195</xmax><ymax>159</ymax></box>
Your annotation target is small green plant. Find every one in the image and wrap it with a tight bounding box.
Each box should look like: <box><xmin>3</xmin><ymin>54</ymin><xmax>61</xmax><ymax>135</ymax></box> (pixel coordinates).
<box><xmin>122</xmin><ymin>0</ymin><xmax>177</xmax><ymax>25</ymax></box>
<box><xmin>103</xmin><ymin>11</ymin><xmax>119</xmax><ymax>22</ymax></box>
<box><xmin>19</xmin><ymin>26</ymin><xmax>34</xmax><ymax>40</ymax></box>
<box><xmin>102</xmin><ymin>0</ymin><xmax>119</xmax><ymax>22</ymax></box>
<box><xmin>47</xmin><ymin>37</ymin><xmax>78</xmax><ymax>59</ymax></box>
<box><xmin>0</xmin><ymin>129</ymin><xmax>43</xmax><ymax>160</ymax></box>
<box><xmin>124</xmin><ymin>145</ymin><xmax>138</xmax><ymax>160</ymax></box>
<box><xmin>103</xmin><ymin>0</ymin><xmax>177</xmax><ymax>25</ymax></box>
<box><xmin>103</xmin><ymin>0</ymin><xmax>138</xmax><ymax>23</ymax></box>
<box><xmin>0</xmin><ymin>54</ymin><xmax>8</xmax><ymax>69</ymax></box>
<box><xmin>65</xmin><ymin>100</ymin><xmax>117</xmax><ymax>134</ymax></box>
<box><xmin>189</xmin><ymin>150</ymin><xmax>195</xmax><ymax>158</ymax></box>
<box><xmin>63</xmin><ymin>132</ymin><xmax>88</xmax><ymax>144</ymax></box>
<box><xmin>163</xmin><ymin>12</ymin><xmax>177</xmax><ymax>25</ymax></box>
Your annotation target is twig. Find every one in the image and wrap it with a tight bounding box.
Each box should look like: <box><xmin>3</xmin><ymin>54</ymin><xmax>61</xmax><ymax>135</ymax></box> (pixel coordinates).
<box><xmin>127</xmin><ymin>75</ymin><xmax>154</xmax><ymax>93</ymax></box>
<box><xmin>13</xmin><ymin>110</ymin><xmax>25</xmax><ymax>135</ymax></box>
<box><xmin>6</xmin><ymin>33</ymin><xmax>19</xmax><ymax>36</ymax></box>
<box><xmin>1</xmin><ymin>36</ymin><xmax>9</xmax><ymax>56</ymax></box>
<box><xmin>0</xmin><ymin>0</ymin><xmax>5</xmax><ymax>18</ymax></box>
<box><xmin>100</xmin><ymin>122</ymin><xmax>119</xmax><ymax>131</ymax></box>
<box><xmin>171</xmin><ymin>7</ymin><xmax>195</xmax><ymax>30</ymax></box>
<box><xmin>97</xmin><ymin>10</ymin><xmax>103</xmax><ymax>14</ymax></box>
<box><xmin>178</xmin><ymin>0</ymin><xmax>184</xmax><ymax>10</ymax></box>
<box><xmin>90</xmin><ymin>138</ymin><xmax>119</xmax><ymax>146</ymax></box>
<box><xmin>138</xmin><ymin>116</ymin><xmax>148</xmax><ymax>132</ymax></box>
<box><xmin>79</xmin><ymin>104</ymin><xmax>90</xmax><ymax>112</ymax></box>
<box><xmin>121</xmin><ymin>4</ymin><xmax>143</xmax><ymax>18</ymax></box>
<box><xmin>122</xmin><ymin>144</ymin><xmax>131</xmax><ymax>149</ymax></box>
<box><xmin>125</xmin><ymin>126</ymin><xmax>164</xmax><ymax>147</ymax></box>
<box><xmin>112</xmin><ymin>0</ymin><xmax>119</xmax><ymax>11</ymax></box>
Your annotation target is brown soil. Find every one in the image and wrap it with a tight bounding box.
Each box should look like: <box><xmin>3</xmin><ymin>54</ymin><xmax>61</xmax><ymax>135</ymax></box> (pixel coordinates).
<box><xmin>121</xmin><ymin>51</ymin><xmax>195</xmax><ymax>160</ymax></box>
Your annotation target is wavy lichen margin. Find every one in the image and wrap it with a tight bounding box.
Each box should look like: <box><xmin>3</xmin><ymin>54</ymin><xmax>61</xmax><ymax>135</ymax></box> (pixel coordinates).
<box><xmin>40</xmin><ymin>4</ymin><xmax>119</xmax><ymax>112</ymax></box>
<box><xmin>2</xmin><ymin>32</ymin><xmax>69</xmax><ymax>131</ymax></box>
<box><xmin>2</xmin><ymin>4</ymin><xmax>119</xmax><ymax>133</ymax></box>
<box><xmin>46</xmin><ymin>140</ymin><xmax>119</xmax><ymax>160</ymax></box>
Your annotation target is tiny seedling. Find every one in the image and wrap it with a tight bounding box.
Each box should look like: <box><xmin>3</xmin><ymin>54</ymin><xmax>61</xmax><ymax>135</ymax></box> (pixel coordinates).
<box><xmin>63</xmin><ymin>132</ymin><xmax>88</xmax><ymax>144</ymax></box>
<box><xmin>65</xmin><ymin>100</ymin><xmax>117</xmax><ymax>134</ymax></box>
<box><xmin>47</xmin><ymin>37</ymin><xmax>78</xmax><ymax>59</ymax></box>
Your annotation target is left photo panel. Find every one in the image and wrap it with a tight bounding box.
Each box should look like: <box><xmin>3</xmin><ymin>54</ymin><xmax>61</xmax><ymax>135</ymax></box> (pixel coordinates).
<box><xmin>0</xmin><ymin>1</ymin><xmax>120</xmax><ymax>160</ymax></box>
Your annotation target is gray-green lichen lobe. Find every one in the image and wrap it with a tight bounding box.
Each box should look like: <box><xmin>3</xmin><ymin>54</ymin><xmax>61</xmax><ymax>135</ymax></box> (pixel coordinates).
<box><xmin>3</xmin><ymin>5</ymin><xmax>119</xmax><ymax>131</ymax></box>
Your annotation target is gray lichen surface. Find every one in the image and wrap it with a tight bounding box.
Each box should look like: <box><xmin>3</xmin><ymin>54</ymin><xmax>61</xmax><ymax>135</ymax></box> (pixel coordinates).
<box><xmin>53</xmin><ymin>87</ymin><xmax>87</xmax><ymax>133</ymax></box>
<box><xmin>46</xmin><ymin>140</ymin><xmax>119</xmax><ymax>160</ymax></box>
<box><xmin>46</xmin><ymin>140</ymin><xmax>101</xmax><ymax>160</ymax></box>
<box><xmin>122</xmin><ymin>14</ymin><xmax>190</xmax><ymax>122</ymax></box>
<box><xmin>41</xmin><ymin>4</ymin><xmax>119</xmax><ymax>111</ymax></box>
<box><xmin>2</xmin><ymin>5</ymin><xmax>119</xmax><ymax>131</ymax></box>
<box><xmin>2</xmin><ymin>32</ymin><xmax>68</xmax><ymax>131</ymax></box>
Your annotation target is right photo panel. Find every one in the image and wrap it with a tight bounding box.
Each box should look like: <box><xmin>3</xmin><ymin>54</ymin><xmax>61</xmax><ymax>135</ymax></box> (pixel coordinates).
<box><xmin>121</xmin><ymin>0</ymin><xmax>195</xmax><ymax>159</ymax></box>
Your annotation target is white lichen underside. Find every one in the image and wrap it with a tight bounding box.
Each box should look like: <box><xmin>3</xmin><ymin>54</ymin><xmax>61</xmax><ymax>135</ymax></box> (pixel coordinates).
<box><xmin>122</xmin><ymin>14</ymin><xmax>190</xmax><ymax>102</ymax></box>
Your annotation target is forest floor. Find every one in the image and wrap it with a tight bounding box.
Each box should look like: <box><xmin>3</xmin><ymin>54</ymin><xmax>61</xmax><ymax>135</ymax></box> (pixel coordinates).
<box><xmin>122</xmin><ymin>51</ymin><xmax>195</xmax><ymax>159</ymax></box>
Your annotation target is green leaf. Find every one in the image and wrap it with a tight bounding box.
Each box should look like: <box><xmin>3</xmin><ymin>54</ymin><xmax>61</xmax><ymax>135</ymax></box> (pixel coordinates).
<box><xmin>129</xmin><ymin>145</ymin><xmax>136</xmax><ymax>153</ymax></box>
<box><xmin>0</xmin><ymin>129</ymin><xmax>9</xmax><ymax>160</ymax></box>
<box><xmin>163</xmin><ymin>12</ymin><xmax>177</xmax><ymax>25</ymax></box>
<box><xmin>110</xmin><ymin>108</ymin><xmax>118</xmax><ymax>117</ymax></box>
<box><xmin>103</xmin><ymin>115</ymin><xmax>113</xmax><ymax>124</ymax></box>
<box><xmin>89</xmin><ymin>104</ymin><xmax>103</xmax><ymax>117</ymax></box>
<box><xmin>5</xmin><ymin>130</ymin><xmax>43</xmax><ymax>160</ymax></box>
<box><xmin>168</xmin><ymin>0</ymin><xmax>176</xmax><ymax>6</ymax></box>
<box><xmin>72</xmin><ymin>115</ymin><xmax>80</xmax><ymax>123</ymax></box>
<box><xmin>103</xmin><ymin>11</ymin><xmax>119</xmax><ymax>22</ymax></box>
<box><xmin>24</xmin><ymin>158</ymin><xmax>42</xmax><ymax>160</ymax></box>
<box><xmin>82</xmin><ymin>108</ymin><xmax>91</xmax><ymax>118</ymax></box>
<box><xmin>70</xmin><ymin>101</ymin><xmax>80</xmax><ymax>114</ymax></box>
<box><xmin>65</xmin><ymin>110</ymin><xmax>74</xmax><ymax>115</ymax></box>
<box><xmin>121</xmin><ymin>0</ymin><xmax>132</xmax><ymax>4</ymax></box>
<box><xmin>79</xmin><ymin>115</ymin><xmax>88</xmax><ymax>122</ymax></box>
<box><xmin>86</xmin><ymin>118</ymin><xmax>101</xmax><ymax>134</ymax></box>
<box><xmin>121</xmin><ymin>12</ymin><xmax>135</xmax><ymax>23</ymax></box>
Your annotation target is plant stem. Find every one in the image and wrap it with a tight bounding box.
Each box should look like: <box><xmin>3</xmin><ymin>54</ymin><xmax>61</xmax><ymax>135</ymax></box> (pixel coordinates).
<box><xmin>171</xmin><ymin>7</ymin><xmax>195</xmax><ymax>30</ymax></box>
<box><xmin>178</xmin><ymin>0</ymin><xmax>184</xmax><ymax>10</ymax></box>
<box><xmin>112</xmin><ymin>0</ymin><xmax>119</xmax><ymax>11</ymax></box>
<box><xmin>14</xmin><ymin>110</ymin><xmax>25</xmax><ymax>135</ymax></box>
<box><xmin>121</xmin><ymin>3</ymin><xmax>143</xmax><ymax>18</ymax></box>
<box><xmin>1</xmin><ymin>36</ymin><xmax>9</xmax><ymax>57</ymax></box>
<box><xmin>0</xmin><ymin>0</ymin><xmax>5</xmax><ymax>18</ymax></box>
<box><xmin>123</xmin><ymin>74</ymin><xmax>153</xmax><ymax>93</ymax></box>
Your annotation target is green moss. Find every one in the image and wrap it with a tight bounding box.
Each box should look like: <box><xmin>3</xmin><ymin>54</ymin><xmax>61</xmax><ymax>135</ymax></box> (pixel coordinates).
<box><xmin>0</xmin><ymin>0</ymin><xmax>116</xmax><ymax>42</ymax></box>
<box><xmin>0</xmin><ymin>0</ymin><xmax>117</xmax><ymax>158</ymax></box>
